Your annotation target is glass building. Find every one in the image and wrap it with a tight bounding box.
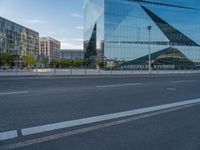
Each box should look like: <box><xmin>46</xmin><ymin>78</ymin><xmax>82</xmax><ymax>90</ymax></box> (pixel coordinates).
<box><xmin>84</xmin><ymin>0</ymin><xmax>200</xmax><ymax>70</ymax></box>
<box><xmin>61</xmin><ymin>49</ymin><xmax>84</xmax><ymax>60</ymax></box>
<box><xmin>0</xmin><ymin>16</ymin><xmax>39</xmax><ymax>65</ymax></box>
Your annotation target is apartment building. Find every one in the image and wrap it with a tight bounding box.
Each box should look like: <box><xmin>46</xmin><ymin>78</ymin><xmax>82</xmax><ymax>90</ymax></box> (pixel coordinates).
<box><xmin>39</xmin><ymin>37</ymin><xmax>61</xmax><ymax>64</ymax></box>
<box><xmin>0</xmin><ymin>16</ymin><xmax>39</xmax><ymax>65</ymax></box>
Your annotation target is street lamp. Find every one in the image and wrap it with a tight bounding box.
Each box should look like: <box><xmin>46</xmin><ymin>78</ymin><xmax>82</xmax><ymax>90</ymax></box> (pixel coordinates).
<box><xmin>147</xmin><ymin>26</ymin><xmax>152</xmax><ymax>74</ymax></box>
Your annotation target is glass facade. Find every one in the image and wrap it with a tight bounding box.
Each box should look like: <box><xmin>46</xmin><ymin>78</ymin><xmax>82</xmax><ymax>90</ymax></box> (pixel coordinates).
<box><xmin>61</xmin><ymin>50</ymin><xmax>84</xmax><ymax>60</ymax></box>
<box><xmin>84</xmin><ymin>0</ymin><xmax>104</xmax><ymax>67</ymax></box>
<box><xmin>0</xmin><ymin>17</ymin><xmax>39</xmax><ymax>64</ymax></box>
<box><xmin>84</xmin><ymin>0</ymin><xmax>200</xmax><ymax>70</ymax></box>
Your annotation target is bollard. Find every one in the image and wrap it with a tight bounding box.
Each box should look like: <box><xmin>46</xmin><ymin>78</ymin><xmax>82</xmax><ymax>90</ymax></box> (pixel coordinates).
<box><xmin>84</xmin><ymin>66</ymin><xmax>87</xmax><ymax>75</ymax></box>
<box><xmin>70</xmin><ymin>66</ymin><xmax>72</xmax><ymax>75</ymax></box>
<box><xmin>97</xmin><ymin>66</ymin><xmax>100</xmax><ymax>75</ymax></box>
<box><xmin>36</xmin><ymin>67</ymin><xmax>38</xmax><ymax>76</ymax></box>
<box><xmin>53</xmin><ymin>68</ymin><xmax>56</xmax><ymax>76</ymax></box>
<box><xmin>15</xmin><ymin>67</ymin><xmax>18</xmax><ymax>75</ymax></box>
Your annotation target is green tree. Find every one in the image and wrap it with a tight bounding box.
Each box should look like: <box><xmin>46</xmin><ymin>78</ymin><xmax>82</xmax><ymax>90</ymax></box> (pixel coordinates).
<box><xmin>98</xmin><ymin>62</ymin><xmax>104</xmax><ymax>69</ymax></box>
<box><xmin>50</xmin><ymin>59</ymin><xmax>59</xmax><ymax>68</ymax></box>
<box><xmin>60</xmin><ymin>59</ymin><xmax>73</xmax><ymax>68</ymax></box>
<box><xmin>38</xmin><ymin>57</ymin><xmax>47</xmax><ymax>68</ymax></box>
<box><xmin>0</xmin><ymin>53</ymin><xmax>13</xmax><ymax>68</ymax></box>
<box><xmin>73</xmin><ymin>60</ymin><xmax>85</xmax><ymax>68</ymax></box>
<box><xmin>24</xmin><ymin>54</ymin><xmax>36</xmax><ymax>69</ymax></box>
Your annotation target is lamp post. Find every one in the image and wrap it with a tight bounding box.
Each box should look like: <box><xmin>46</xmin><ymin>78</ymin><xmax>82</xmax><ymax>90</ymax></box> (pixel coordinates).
<box><xmin>147</xmin><ymin>26</ymin><xmax>152</xmax><ymax>74</ymax></box>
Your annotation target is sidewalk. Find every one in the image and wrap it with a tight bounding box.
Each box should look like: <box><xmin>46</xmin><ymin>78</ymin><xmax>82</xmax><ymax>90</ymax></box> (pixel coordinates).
<box><xmin>0</xmin><ymin>69</ymin><xmax>200</xmax><ymax>77</ymax></box>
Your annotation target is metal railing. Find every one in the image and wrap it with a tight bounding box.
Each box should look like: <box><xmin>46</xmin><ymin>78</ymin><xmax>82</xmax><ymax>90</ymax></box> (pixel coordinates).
<box><xmin>0</xmin><ymin>67</ymin><xmax>200</xmax><ymax>76</ymax></box>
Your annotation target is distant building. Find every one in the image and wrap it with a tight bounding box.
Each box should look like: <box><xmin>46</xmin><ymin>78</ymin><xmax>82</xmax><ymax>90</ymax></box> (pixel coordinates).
<box><xmin>0</xmin><ymin>16</ymin><xmax>39</xmax><ymax>64</ymax></box>
<box><xmin>39</xmin><ymin>37</ymin><xmax>61</xmax><ymax>63</ymax></box>
<box><xmin>61</xmin><ymin>49</ymin><xmax>84</xmax><ymax>60</ymax></box>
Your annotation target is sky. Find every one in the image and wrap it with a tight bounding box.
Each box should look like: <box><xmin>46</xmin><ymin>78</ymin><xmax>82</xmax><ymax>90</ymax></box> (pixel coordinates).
<box><xmin>0</xmin><ymin>0</ymin><xmax>84</xmax><ymax>50</ymax></box>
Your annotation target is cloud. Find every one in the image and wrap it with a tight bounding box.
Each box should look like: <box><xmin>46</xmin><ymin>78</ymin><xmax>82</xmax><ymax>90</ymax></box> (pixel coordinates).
<box><xmin>71</xmin><ymin>13</ymin><xmax>83</xmax><ymax>19</ymax></box>
<box><xmin>72</xmin><ymin>38</ymin><xmax>83</xmax><ymax>42</ymax></box>
<box><xmin>28</xmin><ymin>18</ymin><xmax>47</xmax><ymax>24</ymax></box>
<box><xmin>76</xmin><ymin>26</ymin><xmax>84</xmax><ymax>30</ymax></box>
<box><xmin>61</xmin><ymin>42</ymin><xmax>83</xmax><ymax>50</ymax></box>
<box><xmin>47</xmin><ymin>32</ymin><xmax>55</xmax><ymax>35</ymax></box>
<box><xmin>60</xmin><ymin>39</ymin><xmax>83</xmax><ymax>49</ymax></box>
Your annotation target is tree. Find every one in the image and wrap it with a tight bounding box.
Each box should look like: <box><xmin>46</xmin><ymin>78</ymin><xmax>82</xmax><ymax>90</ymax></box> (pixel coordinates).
<box><xmin>24</xmin><ymin>54</ymin><xmax>36</xmax><ymax>69</ymax></box>
<box><xmin>50</xmin><ymin>59</ymin><xmax>59</xmax><ymax>68</ymax></box>
<box><xmin>73</xmin><ymin>60</ymin><xmax>85</xmax><ymax>68</ymax></box>
<box><xmin>60</xmin><ymin>59</ymin><xmax>72</xmax><ymax>68</ymax></box>
<box><xmin>0</xmin><ymin>53</ymin><xmax>13</xmax><ymax>68</ymax></box>
<box><xmin>98</xmin><ymin>62</ymin><xmax>104</xmax><ymax>69</ymax></box>
<box><xmin>38</xmin><ymin>57</ymin><xmax>47</xmax><ymax>68</ymax></box>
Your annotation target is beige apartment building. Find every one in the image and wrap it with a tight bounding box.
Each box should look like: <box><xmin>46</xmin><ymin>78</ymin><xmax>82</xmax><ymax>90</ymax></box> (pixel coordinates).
<box><xmin>39</xmin><ymin>37</ymin><xmax>61</xmax><ymax>64</ymax></box>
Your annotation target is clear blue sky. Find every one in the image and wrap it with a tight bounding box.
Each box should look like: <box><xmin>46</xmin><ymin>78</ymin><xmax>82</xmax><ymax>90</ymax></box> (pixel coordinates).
<box><xmin>0</xmin><ymin>0</ymin><xmax>84</xmax><ymax>50</ymax></box>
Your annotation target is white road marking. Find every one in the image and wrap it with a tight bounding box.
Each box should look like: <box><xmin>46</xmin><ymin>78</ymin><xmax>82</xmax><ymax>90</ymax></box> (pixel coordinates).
<box><xmin>22</xmin><ymin>98</ymin><xmax>200</xmax><ymax>136</ymax></box>
<box><xmin>0</xmin><ymin>91</ymin><xmax>29</xmax><ymax>95</ymax></box>
<box><xmin>167</xmin><ymin>88</ymin><xmax>176</xmax><ymax>91</ymax></box>
<box><xmin>171</xmin><ymin>80</ymin><xmax>195</xmax><ymax>83</ymax></box>
<box><xmin>0</xmin><ymin>130</ymin><xmax>18</xmax><ymax>141</ymax></box>
<box><xmin>96</xmin><ymin>83</ymin><xmax>142</xmax><ymax>88</ymax></box>
<box><xmin>0</xmin><ymin>103</ymin><xmax>198</xmax><ymax>150</ymax></box>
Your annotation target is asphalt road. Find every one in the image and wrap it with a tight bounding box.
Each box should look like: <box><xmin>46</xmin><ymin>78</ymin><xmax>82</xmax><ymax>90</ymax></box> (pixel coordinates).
<box><xmin>0</xmin><ymin>74</ymin><xmax>200</xmax><ymax>150</ymax></box>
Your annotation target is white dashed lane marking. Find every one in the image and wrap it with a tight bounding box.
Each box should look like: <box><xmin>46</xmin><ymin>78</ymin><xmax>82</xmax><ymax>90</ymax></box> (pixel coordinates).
<box><xmin>96</xmin><ymin>83</ymin><xmax>143</xmax><ymax>88</ymax></box>
<box><xmin>167</xmin><ymin>88</ymin><xmax>177</xmax><ymax>91</ymax></box>
<box><xmin>0</xmin><ymin>91</ymin><xmax>29</xmax><ymax>95</ymax></box>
